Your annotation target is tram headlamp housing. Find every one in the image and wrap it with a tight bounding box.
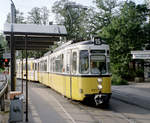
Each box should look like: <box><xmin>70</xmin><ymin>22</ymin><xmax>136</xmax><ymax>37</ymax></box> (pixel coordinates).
<box><xmin>97</xmin><ymin>78</ymin><xmax>102</xmax><ymax>84</ymax></box>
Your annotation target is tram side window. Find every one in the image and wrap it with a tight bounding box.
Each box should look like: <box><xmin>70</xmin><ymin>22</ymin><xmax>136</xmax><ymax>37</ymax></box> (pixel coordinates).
<box><xmin>72</xmin><ymin>52</ymin><xmax>77</xmax><ymax>74</ymax></box>
<box><xmin>79</xmin><ymin>50</ymin><xmax>89</xmax><ymax>74</ymax></box>
<box><xmin>23</xmin><ymin>64</ymin><xmax>25</xmax><ymax>71</ymax></box>
<box><xmin>55</xmin><ymin>56</ymin><xmax>60</xmax><ymax>72</ymax></box>
<box><xmin>16</xmin><ymin>64</ymin><xmax>18</xmax><ymax>72</ymax></box>
<box><xmin>61</xmin><ymin>54</ymin><xmax>64</xmax><ymax>72</ymax></box>
<box><xmin>55</xmin><ymin>55</ymin><xmax>63</xmax><ymax>72</ymax></box>
<box><xmin>35</xmin><ymin>63</ymin><xmax>37</xmax><ymax>71</ymax></box>
<box><xmin>28</xmin><ymin>64</ymin><xmax>30</xmax><ymax>71</ymax></box>
<box><xmin>53</xmin><ymin>58</ymin><xmax>55</xmax><ymax>72</ymax></box>
<box><xmin>44</xmin><ymin>60</ymin><xmax>47</xmax><ymax>72</ymax></box>
<box><xmin>33</xmin><ymin>63</ymin><xmax>35</xmax><ymax>71</ymax></box>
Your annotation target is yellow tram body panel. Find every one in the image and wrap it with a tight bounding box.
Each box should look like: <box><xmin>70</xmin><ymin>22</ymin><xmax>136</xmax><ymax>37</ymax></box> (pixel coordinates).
<box><xmin>101</xmin><ymin>77</ymin><xmax>111</xmax><ymax>93</ymax></box>
<box><xmin>39</xmin><ymin>72</ymin><xmax>49</xmax><ymax>86</ymax></box>
<box><xmin>38</xmin><ymin>72</ymin><xmax>111</xmax><ymax>101</ymax></box>
<box><xmin>71</xmin><ymin>76</ymin><xmax>111</xmax><ymax>100</ymax></box>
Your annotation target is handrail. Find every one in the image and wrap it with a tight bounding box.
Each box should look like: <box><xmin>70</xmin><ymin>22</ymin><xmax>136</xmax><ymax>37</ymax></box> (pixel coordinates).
<box><xmin>0</xmin><ymin>74</ymin><xmax>8</xmax><ymax>98</ymax></box>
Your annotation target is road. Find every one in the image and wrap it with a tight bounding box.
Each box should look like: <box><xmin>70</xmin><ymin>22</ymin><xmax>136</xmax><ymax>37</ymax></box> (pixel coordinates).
<box><xmin>112</xmin><ymin>83</ymin><xmax>150</xmax><ymax>110</ymax></box>
<box><xmin>17</xmin><ymin>80</ymin><xmax>150</xmax><ymax>123</ymax></box>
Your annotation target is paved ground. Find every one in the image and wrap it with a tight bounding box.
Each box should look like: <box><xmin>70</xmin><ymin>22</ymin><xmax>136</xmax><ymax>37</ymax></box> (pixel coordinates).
<box><xmin>1</xmin><ymin>79</ymin><xmax>150</xmax><ymax>123</ymax></box>
<box><xmin>112</xmin><ymin>82</ymin><xmax>150</xmax><ymax>110</ymax></box>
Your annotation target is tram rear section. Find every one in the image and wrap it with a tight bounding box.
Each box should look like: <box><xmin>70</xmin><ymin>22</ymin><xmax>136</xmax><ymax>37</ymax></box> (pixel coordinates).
<box><xmin>16</xmin><ymin>39</ymin><xmax>111</xmax><ymax>105</ymax></box>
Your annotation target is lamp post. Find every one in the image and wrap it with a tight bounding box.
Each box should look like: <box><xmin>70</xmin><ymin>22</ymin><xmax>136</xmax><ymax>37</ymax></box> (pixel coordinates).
<box><xmin>10</xmin><ymin>0</ymin><xmax>16</xmax><ymax>91</ymax></box>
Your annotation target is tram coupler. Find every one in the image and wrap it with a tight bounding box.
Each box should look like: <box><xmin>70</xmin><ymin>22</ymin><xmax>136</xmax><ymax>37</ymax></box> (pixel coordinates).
<box><xmin>94</xmin><ymin>94</ymin><xmax>103</xmax><ymax>105</ymax></box>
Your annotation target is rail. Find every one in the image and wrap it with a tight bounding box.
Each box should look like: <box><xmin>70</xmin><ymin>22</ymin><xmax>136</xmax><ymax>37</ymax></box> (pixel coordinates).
<box><xmin>0</xmin><ymin>73</ymin><xmax>8</xmax><ymax>111</ymax></box>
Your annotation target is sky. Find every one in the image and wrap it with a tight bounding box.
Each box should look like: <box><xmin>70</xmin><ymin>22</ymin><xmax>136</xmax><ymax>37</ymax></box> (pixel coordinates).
<box><xmin>0</xmin><ymin>0</ymin><xmax>145</xmax><ymax>32</ymax></box>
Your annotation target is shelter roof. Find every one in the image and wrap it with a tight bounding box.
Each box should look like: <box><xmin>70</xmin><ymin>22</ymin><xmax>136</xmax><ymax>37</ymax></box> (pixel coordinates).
<box><xmin>3</xmin><ymin>23</ymin><xmax>67</xmax><ymax>50</ymax></box>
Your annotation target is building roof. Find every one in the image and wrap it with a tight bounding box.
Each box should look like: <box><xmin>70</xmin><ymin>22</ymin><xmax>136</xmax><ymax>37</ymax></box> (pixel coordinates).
<box><xmin>131</xmin><ymin>50</ymin><xmax>150</xmax><ymax>59</ymax></box>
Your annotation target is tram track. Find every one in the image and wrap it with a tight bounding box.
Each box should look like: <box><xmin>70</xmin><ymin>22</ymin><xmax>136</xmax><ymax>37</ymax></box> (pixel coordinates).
<box><xmin>68</xmin><ymin>99</ymin><xmax>138</xmax><ymax>123</ymax></box>
<box><xmin>72</xmin><ymin>99</ymin><xmax>149</xmax><ymax>123</ymax></box>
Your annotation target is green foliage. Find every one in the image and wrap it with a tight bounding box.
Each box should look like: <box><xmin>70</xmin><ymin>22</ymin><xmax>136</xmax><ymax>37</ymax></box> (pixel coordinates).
<box><xmin>135</xmin><ymin>68</ymin><xmax>144</xmax><ymax>77</ymax></box>
<box><xmin>0</xmin><ymin>34</ymin><xmax>8</xmax><ymax>69</ymax></box>
<box><xmin>92</xmin><ymin>0</ymin><xmax>119</xmax><ymax>34</ymax></box>
<box><xmin>100</xmin><ymin>1</ymin><xmax>148</xmax><ymax>80</ymax></box>
<box><xmin>111</xmin><ymin>74</ymin><xmax>128</xmax><ymax>85</ymax></box>
<box><xmin>52</xmin><ymin>0</ymin><xmax>91</xmax><ymax>40</ymax></box>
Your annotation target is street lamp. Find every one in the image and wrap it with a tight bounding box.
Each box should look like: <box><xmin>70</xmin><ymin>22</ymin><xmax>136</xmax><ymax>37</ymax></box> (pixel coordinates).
<box><xmin>65</xmin><ymin>3</ymin><xmax>87</xmax><ymax>23</ymax></box>
<box><xmin>10</xmin><ymin>0</ymin><xmax>16</xmax><ymax>91</ymax></box>
<box><xmin>64</xmin><ymin>3</ymin><xmax>87</xmax><ymax>40</ymax></box>
<box><xmin>10</xmin><ymin>0</ymin><xmax>16</xmax><ymax>23</ymax></box>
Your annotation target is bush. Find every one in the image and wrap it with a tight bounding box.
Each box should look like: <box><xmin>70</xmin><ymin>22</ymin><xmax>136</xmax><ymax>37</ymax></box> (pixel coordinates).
<box><xmin>111</xmin><ymin>74</ymin><xmax>128</xmax><ymax>85</ymax></box>
<box><xmin>136</xmin><ymin>68</ymin><xmax>144</xmax><ymax>77</ymax></box>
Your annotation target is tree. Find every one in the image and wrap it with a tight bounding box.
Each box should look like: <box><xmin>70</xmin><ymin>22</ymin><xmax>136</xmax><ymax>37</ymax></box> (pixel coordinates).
<box><xmin>100</xmin><ymin>1</ymin><xmax>149</xmax><ymax>80</ymax></box>
<box><xmin>41</xmin><ymin>7</ymin><xmax>50</xmax><ymax>25</ymax></box>
<box><xmin>92</xmin><ymin>0</ymin><xmax>120</xmax><ymax>35</ymax></box>
<box><xmin>52</xmin><ymin>0</ymin><xmax>90</xmax><ymax>40</ymax></box>
<box><xmin>27</xmin><ymin>7</ymin><xmax>42</xmax><ymax>24</ymax></box>
<box><xmin>0</xmin><ymin>34</ymin><xmax>7</xmax><ymax>69</ymax></box>
<box><xmin>6</xmin><ymin>10</ymin><xmax>25</xmax><ymax>23</ymax></box>
<box><xmin>26</xmin><ymin>7</ymin><xmax>50</xmax><ymax>58</ymax></box>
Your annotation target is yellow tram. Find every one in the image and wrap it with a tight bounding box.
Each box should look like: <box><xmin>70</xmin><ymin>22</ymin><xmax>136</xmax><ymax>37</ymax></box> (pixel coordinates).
<box><xmin>16</xmin><ymin>39</ymin><xmax>111</xmax><ymax>105</ymax></box>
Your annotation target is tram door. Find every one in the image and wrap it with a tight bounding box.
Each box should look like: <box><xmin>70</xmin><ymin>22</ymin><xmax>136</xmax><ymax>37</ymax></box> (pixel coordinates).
<box><xmin>71</xmin><ymin>50</ymin><xmax>78</xmax><ymax>99</ymax></box>
<box><xmin>68</xmin><ymin>49</ymin><xmax>78</xmax><ymax>99</ymax></box>
<box><xmin>66</xmin><ymin>50</ymin><xmax>72</xmax><ymax>98</ymax></box>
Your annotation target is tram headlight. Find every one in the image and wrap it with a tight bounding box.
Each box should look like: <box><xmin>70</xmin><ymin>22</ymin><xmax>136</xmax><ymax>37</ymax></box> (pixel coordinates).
<box><xmin>97</xmin><ymin>78</ymin><xmax>102</xmax><ymax>84</ymax></box>
<box><xmin>98</xmin><ymin>85</ymin><xmax>102</xmax><ymax>90</ymax></box>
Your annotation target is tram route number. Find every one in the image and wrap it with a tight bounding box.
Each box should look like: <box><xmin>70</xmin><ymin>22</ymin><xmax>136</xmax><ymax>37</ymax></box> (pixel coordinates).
<box><xmin>94</xmin><ymin>37</ymin><xmax>102</xmax><ymax>45</ymax></box>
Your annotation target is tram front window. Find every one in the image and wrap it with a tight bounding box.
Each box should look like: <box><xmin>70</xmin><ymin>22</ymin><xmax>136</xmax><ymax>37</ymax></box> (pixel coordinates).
<box><xmin>90</xmin><ymin>55</ymin><xmax>106</xmax><ymax>74</ymax></box>
<box><xmin>79</xmin><ymin>50</ymin><xmax>89</xmax><ymax>74</ymax></box>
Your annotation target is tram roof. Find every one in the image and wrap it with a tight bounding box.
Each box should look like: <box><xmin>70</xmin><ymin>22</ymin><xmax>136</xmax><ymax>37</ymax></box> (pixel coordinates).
<box><xmin>3</xmin><ymin>23</ymin><xmax>67</xmax><ymax>50</ymax></box>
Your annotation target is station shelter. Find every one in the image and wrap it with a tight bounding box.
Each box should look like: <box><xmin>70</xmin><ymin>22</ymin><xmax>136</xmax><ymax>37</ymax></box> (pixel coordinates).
<box><xmin>3</xmin><ymin>23</ymin><xmax>67</xmax><ymax>122</ymax></box>
<box><xmin>131</xmin><ymin>50</ymin><xmax>150</xmax><ymax>82</ymax></box>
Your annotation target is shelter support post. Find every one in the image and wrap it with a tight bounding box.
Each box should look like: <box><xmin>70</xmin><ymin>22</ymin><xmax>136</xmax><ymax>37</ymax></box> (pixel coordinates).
<box><xmin>21</xmin><ymin>50</ymin><xmax>23</xmax><ymax>93</ymax></box>
<box><xmin>25</xmin><ymin>35</ymin><xmax>28</xmax><ymax>122</ymax></box>
<box><xmin>10</xmin><ymin>29</ymin><xmax>16</xmax><ymax>91</ymax></box>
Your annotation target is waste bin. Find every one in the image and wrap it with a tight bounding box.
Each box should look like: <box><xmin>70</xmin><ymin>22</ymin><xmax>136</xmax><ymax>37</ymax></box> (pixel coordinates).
<box><xmin>9</xmin><ymin>91</ymin><xmax>23</xmax><ymax>122</ymax></box>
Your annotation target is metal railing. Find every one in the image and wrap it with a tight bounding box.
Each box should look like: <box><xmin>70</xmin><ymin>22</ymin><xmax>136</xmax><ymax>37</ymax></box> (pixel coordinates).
<box><xmin>0</xmin><ymin>73</ymin><xmax>9</xmax><ymax>111</ymax></box>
